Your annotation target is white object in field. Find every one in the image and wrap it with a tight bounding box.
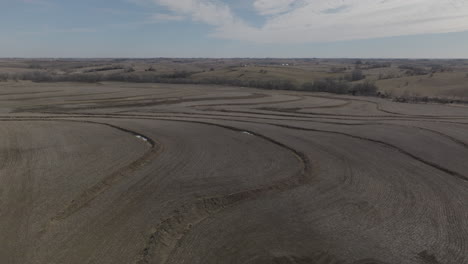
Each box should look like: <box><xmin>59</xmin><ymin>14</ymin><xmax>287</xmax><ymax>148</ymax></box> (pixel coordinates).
<box><xmin>136</xmin><ymin>135</ymin><xmax>148</xmax><ymax>142</ymax></box>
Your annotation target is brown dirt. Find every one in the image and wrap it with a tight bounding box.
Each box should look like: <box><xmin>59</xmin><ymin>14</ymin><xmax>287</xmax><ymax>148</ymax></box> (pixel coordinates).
<box><xmin>0</xmin><ymin>81</ymin><xmax>467</xmax><ymax>264</ymax></box>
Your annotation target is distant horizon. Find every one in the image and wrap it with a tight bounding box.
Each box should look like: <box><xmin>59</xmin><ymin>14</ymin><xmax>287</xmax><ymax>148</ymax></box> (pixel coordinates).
<box><xmin>3</xmin><ymin>53</ymin><xmax>468</xmax><ymax>59</ymax></box>
<box><xmin>2</xmin><ymin>57</ymin><xmax>468</xmax><ymax>60</ymax></box>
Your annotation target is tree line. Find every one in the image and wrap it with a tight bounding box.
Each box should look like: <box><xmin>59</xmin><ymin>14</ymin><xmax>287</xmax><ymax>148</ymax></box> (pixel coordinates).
<box><xmin>0</xmin><ymin>71</ymin><xmax>378</xmax><ymax>96</ymax></box>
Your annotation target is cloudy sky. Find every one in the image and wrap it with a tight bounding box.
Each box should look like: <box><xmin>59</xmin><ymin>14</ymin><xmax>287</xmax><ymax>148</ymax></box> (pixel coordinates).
<box><xmin>1</xmin><ymin>0</ymin><xmax>468</xmax><ymax>57</ymax></box>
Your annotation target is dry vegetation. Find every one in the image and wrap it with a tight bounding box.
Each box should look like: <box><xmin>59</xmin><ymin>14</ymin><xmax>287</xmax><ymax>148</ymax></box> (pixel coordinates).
<box><xmin>2</xmin><ymin>58</ymin><xmax>468</xmax><ymax>102</ymax></box>
<box><xmin>0</xmin><ymin>78</ymin><xmax>467</xmax><ymax>263</ymax></box>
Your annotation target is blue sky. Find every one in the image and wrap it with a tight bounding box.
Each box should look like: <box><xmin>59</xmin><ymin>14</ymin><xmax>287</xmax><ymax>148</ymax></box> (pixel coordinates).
<box><xmin>1</xmin><ymin>0</ymin><xmax>468</xmax><ymax>58</ymax></box>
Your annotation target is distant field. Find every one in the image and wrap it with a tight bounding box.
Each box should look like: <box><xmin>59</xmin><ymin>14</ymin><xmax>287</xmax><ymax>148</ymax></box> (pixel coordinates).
<box><xmin>191</xmin><ymin>65</ymin><xmax>340</xmax><ymax>84</ymax></box>
<box><xmin>376</xmin><ymin>71</ymin><xmax>468</xmax><ymax>98</ymax></box>
<box><xmin>2</xmin><ymin>58</ymin><xmax>468</xmax><ymax>100</ymax></box>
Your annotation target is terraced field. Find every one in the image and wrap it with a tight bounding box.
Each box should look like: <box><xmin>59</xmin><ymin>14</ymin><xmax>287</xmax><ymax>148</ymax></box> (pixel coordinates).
<box><xmin>0</xmin><ymin>81</ymin><xmax>467</xmax><ymax>264</ymax></box>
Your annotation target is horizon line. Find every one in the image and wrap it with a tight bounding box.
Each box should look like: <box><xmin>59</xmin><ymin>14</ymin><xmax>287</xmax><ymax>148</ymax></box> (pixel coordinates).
<box><xmin>1</xmin><ymin>57</ymin><xmax>468</xmax><ymax>60</ymax></box>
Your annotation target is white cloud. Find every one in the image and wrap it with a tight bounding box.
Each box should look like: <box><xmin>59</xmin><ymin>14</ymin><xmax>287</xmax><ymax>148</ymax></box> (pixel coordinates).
<box><xmin>152</xmin><ymin>0</ymin><xmax>237</xmax><ymax>26</ymax></box>
<box><xmin>148</xmin><ymin>0</ymin><xmax>468</xmax><ymax>43</ymax></box>
<box><xmin>150</xmin><ymin>0</ymin><xmax>258</xmax><ymax>37</ymax></box>
<box><xmin>253</xmin><ymin>0</ymin><xmax>298</xmax><ymax>15</ymax></box>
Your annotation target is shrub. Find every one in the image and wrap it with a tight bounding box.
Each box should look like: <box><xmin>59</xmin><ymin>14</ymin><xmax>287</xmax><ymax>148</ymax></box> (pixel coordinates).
<box><xmin>398</xmin><ymin>65</ymin><xmax>429</xmax><ymax>76</ymax></box>
<box><xmin>344</xmin><ymin>69</ymin><xmax>365</xmax><ymax>82</ymax></box>
<box><xmin>302</xmin><ymin>79</ymin><xmax>350</xmax><ymax>94</ymax></box>
<box><xmin>392</xmin><ymin>96</ymin><xmax>467</xmax><ymax>105</ymax></box>
<box><xmin>329</xmin><ymin>67</ymin><xmax>346</xmax><ymax>73</ymax></box>
<box><xmin>84</xmin><ymin>65</ymin><xmax>124</xmax><ymax>73</ymax></box>
<box><xmin>363</xmin><ymin>63</ymin><xmax>391</xmax><ymax>69</ymax></box>
<box><xmin>0</xmin><ymin>73</ymin><xmax>8</xmax><ymax>82</ymax></box>
<box><xmin>303</xmin><ymin>79</ymin><xmax>377</xmax><ymax>96</ymax></box>
<box><xmin>350</xmin><ymin>82</ymin><xmax>378</xmax><ymax>96</ymax></box>
<box><xmin>28</xmin><ymin>63</ymin><xmax>42</xmax><ymax>69</ymax></box>
<box><xmin>161</xmin><ymin>71</ymin><xmax>193</xmax><ymax>79</ymax></box>
<box><xmin>20</xmin><ymin>71</ymin><xmax>54</xmax><ymax>82</ymax></box>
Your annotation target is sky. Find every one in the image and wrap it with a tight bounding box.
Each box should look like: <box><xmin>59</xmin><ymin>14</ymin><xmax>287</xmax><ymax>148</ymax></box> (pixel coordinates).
<box><xmin>1</xmin><ymin>0</ymin><xmax>468</xmax><ymax>58</ymax></box>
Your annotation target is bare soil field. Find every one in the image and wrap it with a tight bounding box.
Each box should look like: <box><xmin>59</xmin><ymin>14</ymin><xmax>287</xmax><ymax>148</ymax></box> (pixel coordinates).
<box><xmin>0</xmin><ymin>81</ymin><xmax>467</xmax><ymax>264</ymax></box>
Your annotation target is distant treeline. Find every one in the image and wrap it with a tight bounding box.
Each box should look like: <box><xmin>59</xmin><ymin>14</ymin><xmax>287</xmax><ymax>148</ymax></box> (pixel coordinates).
<box><xmin>3</xmin><ymin>71</ymin><xmax>467</xmax><ymax>104</ymax></box>
<box><xmin>83</xmin><ymin>65</ymin><xmax>125</xmax><ymax>73</ymax></box>
<box><xmin>392</xmin><ymin>95</ymin><xmax>467</xmax><ymax>105</ymax></box>
<box><xmin>302</xmin><ymin>79</ymin><xmax>377</xmax><ymax>96</ymax></box>
<box><xmin>0</xmin><ymin>70</ymin><xmax>381</xmax><ymax>96</ymax></box>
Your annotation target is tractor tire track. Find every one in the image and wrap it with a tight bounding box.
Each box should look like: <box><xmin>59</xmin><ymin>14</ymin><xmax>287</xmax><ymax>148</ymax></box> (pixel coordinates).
<box><xmin>132</xmin><ymin>123</ymin><xmax>312</xmax><ymax>264</ymax></box>
<box><xmin>2</xmin><ymin>113</ymin><xmax>467</xmax><ymax>182</ymax></box>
